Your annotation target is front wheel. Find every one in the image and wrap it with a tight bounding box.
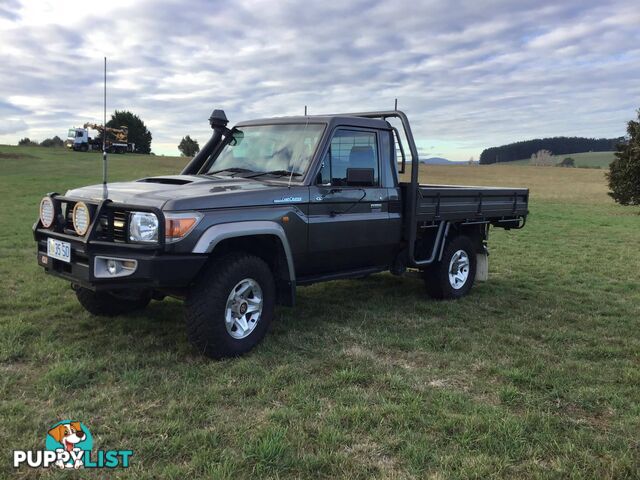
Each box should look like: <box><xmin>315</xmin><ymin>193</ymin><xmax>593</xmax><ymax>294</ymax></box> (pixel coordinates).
<box><xmin>423</xmin><ymin>235</ymin><xmax>477</xmax><ymax>299</ymax></box>
<box><xmin>184</xmin><ymin>253</ymin><xmax>275</xmax><ymax>359</ymax></box>
<box><xmin>75</xmin><ymin>286</ymin><xmax>151</xmax><ymax>316</ymax></box>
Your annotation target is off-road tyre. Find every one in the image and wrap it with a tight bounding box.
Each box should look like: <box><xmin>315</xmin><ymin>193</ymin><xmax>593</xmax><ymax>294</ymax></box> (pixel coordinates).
<box><xmin>423</xmin><ymin>235</ymin><xmax>477</xmax><ymax>300</ymax></box>
<box><xmin>185</xmin><ymin>253</ymin><xmax>275</xmax><ymax>359</ymax></box>
<box><xmin>75</xmin><ymin>286</ymin><xmax>151</xmax><ymax>316</ymax></box>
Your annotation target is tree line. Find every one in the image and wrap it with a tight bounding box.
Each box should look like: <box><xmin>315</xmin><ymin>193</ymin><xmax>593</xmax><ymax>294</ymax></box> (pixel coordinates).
<box><xmin>479</xmin><ymin>136</ymin><xmax>623</xmax><ymax>164</ymax></box>
<box><xmin>18</xmin><ymin>136</ymin><xmax>65</xmax><ymax>147</ymax></box>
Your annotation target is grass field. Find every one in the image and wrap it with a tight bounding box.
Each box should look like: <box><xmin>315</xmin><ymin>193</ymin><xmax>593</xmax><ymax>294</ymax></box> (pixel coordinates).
<box><xmin>506</xmin><ymin>151</ymin><xmax>616</xmax><ymax>168</ymax></box>
<box><xmin>1</xmin><ymin>145</ymin><xmax>639</xmax><ymax>479</ymax></box>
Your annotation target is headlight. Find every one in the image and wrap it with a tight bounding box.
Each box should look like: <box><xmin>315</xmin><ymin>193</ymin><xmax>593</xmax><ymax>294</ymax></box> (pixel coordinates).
<box><xmin>129</xmin><ymin>212</ymin><xmax>159</xmax><ymax>243</ymax></box>
<box><xmin>165</xmin><ymin>212</ymin><xmax>203</xmax><ymax>243</ymax></box>
<box><xmin>39</xmin><ymin>196</ymin><xmax>55</xmax><ymax>228</ymax></box>
<box><xmin>72</xmin><ymin>201</ymin><xmax>91</xmax><ymax>236</ymax></box>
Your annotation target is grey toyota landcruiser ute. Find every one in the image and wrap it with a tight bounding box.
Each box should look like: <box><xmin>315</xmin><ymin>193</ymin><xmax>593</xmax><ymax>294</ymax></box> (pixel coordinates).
<box><xmin>34</xmin><ymin>109</ymin><xmax>529</xmax><ymax>358</ymax></box>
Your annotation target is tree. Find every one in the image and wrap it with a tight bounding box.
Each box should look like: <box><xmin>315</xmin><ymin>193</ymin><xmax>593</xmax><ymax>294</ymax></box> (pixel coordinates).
<box><xmin>18</xmin><ymin>137</ymin><xmax>38</xmax><ymax>146</ymax></box>
<box><xmin>40</xmin><ymin>135</ymin><xmax>64</xmax><ymax>147</ymax></box>
<box><xmin>530</xmin><ymin>149</ymin><xmax>554</xmax><ymax>166</ymax></box>
<box><xmin>178</xmin><ymin>135</ymin><xmax>200</xmax><ymax>157</ymax></box>
<box><xmin>607</xmin><ymin>110</ymin><xmax>640</xmax><ymax>206</ymax></box>
<box><xmin>106</xmin><ymin>110</ymin><xmax>152</xmax><ymax>154</ymax></box>
<box><xmin>557</xmin><ymin>157</ymin><xmax>575</xmax><ymax>167</ymax></box>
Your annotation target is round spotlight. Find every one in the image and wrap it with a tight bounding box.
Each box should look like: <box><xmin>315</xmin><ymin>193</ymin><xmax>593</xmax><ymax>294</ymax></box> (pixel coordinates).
<box><xmin>39</xmin><ymin>196</ymin><xmax>55</xmax><ymax>228</ymax></box>
<box><xmin>72</xmin><ymin>201</ymin><xmax>91</xmax><ymax>236</ymax></box>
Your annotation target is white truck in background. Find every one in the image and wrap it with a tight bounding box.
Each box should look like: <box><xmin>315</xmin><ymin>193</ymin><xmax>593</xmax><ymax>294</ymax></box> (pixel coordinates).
<box><xmin>65</xmin><ymin>123</ymin><xmax>135</xmax><ymax>153</ymax></box>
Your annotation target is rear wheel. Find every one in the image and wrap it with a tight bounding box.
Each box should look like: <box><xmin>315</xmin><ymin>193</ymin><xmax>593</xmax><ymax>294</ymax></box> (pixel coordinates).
<box><xmin>184</xmin><ymin>253</ymin><xmax>275</xmax><ymax>359</ymax></box>
<box><xmin>423</xmin><ymin>235</ymin><xmax>477</xmax><ymax>299</ymax></box>
<box><xmin>75</xmin><ymin>286</ymin><xmax>151</xmax><ymax>316</ymax></box>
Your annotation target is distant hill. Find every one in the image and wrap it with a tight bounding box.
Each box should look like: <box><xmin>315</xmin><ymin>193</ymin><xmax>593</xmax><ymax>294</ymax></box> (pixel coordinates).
<box><xmin>420</xmin><ymin>157</ymin><xmax>457</xmax><ymax>165</ymax></box>
<box><xmin>480</xmin><ymin>136</ymin><xmax>623</xmax><ymax>165</ymax></box>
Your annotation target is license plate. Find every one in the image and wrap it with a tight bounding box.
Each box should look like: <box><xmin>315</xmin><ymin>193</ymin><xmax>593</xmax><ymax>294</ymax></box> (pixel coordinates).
<box><xmin>47</xmin><ymin>238</ymin><xmax>71</xmax><ymax>263</ymax></box>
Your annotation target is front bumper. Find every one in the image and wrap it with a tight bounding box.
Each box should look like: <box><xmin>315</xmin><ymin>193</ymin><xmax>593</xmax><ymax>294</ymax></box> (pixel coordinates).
<box><xmin>35</xmin><ymin>232</ymin><xmax>207</xmax><ymax>291</ymax></box>
<box><xmin>35</xmin><ymin>233</ymin><xmax>207</xmax><ymax>290</ymax></box>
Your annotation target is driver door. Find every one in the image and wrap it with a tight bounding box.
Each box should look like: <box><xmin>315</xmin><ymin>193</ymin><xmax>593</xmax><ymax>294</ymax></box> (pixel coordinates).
<box><xmin>307</xmin><ymin>128</ymin><xmax>393</xmax><ymax>273</ymax></box>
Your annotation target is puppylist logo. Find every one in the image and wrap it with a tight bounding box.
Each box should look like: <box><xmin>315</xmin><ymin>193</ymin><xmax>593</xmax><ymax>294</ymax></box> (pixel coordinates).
<box><xmin>13</xmin><ymin>420</ymin><xmax>133</xmax><ymax>469</ymax></box>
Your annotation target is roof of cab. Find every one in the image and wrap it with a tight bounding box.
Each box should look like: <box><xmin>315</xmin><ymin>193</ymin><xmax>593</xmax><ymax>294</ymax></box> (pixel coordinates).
<box><xmin>235</xmin><ymin>114</ymin><xmax>390</xmax><ymax>130</ymax></box>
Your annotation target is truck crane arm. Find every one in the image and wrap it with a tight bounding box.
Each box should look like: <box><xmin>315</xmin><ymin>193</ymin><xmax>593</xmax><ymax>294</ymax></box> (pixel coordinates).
<box><xmin>83</xmin><ymin>123</ymin><xmax>129</xmax><ymax>142</ymax></box>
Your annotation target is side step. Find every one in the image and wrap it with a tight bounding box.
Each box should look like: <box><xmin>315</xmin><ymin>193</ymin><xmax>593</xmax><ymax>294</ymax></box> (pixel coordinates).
<box><xmin>297</xmin><ymin>266</ymin><xmax>386</xmax><ymax>286</ymax></box>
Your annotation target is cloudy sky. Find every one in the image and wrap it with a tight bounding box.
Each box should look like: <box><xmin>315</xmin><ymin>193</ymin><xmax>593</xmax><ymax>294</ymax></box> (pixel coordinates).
<box><xmin>1</xmin><ymin>0</ymin><xmax>639</xmax><ymax>160</ymax></box>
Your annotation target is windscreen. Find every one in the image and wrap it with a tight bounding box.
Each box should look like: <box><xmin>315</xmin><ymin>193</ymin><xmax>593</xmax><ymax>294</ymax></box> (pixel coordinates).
<box><xmin>205</xmin><ymin>123</ymin><xmax>325</xmax><ymax>177</ymax></box>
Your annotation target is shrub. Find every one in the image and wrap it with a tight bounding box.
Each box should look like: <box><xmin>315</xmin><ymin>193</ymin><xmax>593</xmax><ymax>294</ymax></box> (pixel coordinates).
<box><xmin>607</xmin><ymin>110</ymin><xmax>640</xmax><ymax>206</ymax></box>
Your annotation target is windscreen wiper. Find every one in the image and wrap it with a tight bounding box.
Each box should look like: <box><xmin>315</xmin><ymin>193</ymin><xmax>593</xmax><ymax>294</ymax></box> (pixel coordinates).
<box><xmin>205</xmin><ymin>167</ymin><xmax>254</xmax><ymax>177</ymax></box>
<box><xmin>247</xmin><ymin>170</ymin><xmax>302</xmax><ymax>179</ymax></box>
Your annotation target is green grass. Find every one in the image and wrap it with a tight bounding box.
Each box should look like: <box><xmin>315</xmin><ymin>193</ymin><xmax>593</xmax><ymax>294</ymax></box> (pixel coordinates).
<box><xmin>507</xmin><ymin>151</ymin><xmax>616</xmax><ymax>168</ymax></box>
<box><xmin>1</xmin><ymin>145</ymin><xmax>639</xmax><ymax>478</ymax></box>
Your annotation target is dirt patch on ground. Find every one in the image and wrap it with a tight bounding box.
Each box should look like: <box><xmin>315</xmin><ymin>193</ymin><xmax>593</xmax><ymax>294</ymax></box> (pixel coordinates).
<box><xmin>0</xmin><ymin>152</ymin><xmax>38</xmax><ymax>160</ymax></box>
<box><xmin>343</xmin><ymin>344</ymin><xmax>425</xmax><ymax>371</ymax></box>
<box><xmin>343</xmin><ymin>439</ymin><xmax>408</xmax><ymax>478</ymax></box>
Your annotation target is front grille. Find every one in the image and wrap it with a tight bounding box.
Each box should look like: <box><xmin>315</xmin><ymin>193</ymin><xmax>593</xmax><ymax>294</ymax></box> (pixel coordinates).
<box><xmin>112</xmin><ymin>210</ymin><xmax>128</xmax><ymax>242</ymax></box>
<box><xmin>94</xmin><ymin>209</ymin><xmax>129</xmax><ymax>243</ymax></box>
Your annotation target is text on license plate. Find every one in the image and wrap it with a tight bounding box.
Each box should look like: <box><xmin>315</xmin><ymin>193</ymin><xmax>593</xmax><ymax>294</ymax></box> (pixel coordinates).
<box><xmin>47</xmin><ymin>238</ymin><xmax>71</xmax><ymax>263</ymax></box>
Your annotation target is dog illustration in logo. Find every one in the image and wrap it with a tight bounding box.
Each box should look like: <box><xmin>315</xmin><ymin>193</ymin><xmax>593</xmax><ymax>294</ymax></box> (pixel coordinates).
<box><xmin>48</xmin><ymin>422</ymin><xmax>86</xmax><ymax>469</ymax></box>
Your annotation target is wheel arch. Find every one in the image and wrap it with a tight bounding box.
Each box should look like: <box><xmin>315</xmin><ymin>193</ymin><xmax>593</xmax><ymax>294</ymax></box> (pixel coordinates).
<box><xmin>443</xmin><ymin>223</ymin><xmax>488</xmax><ymax>257</ymax></box>
<box><xmin>192</xmin><ymin>221</ymin><xmax>296</xmax><ymax>306</ymax></box>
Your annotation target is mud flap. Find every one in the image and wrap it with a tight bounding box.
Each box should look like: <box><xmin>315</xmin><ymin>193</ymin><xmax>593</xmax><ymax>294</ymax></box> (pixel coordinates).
<box><xmin>475</xmin><ymin>253</ymin><xmax>488</xmax><ymax>281</ymax></box>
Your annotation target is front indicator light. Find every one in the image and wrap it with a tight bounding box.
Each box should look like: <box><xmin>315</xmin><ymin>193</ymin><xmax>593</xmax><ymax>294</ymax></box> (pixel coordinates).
<box><xmin>165</xmin><ymin>212</ymin><xmax>203</xmax><ymax>243</ymax></box>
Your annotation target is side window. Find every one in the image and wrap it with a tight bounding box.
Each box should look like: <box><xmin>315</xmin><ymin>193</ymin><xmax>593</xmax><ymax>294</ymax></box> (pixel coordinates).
<box><xmin>317</xmin><ymin>129</ymin><xmax>379</xmax><ymax>186</ymax></box>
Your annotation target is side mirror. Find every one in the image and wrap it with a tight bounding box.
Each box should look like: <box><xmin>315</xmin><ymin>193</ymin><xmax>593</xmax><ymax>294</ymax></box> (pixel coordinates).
<box><xmin>346</xmin><ymin>168</ymin><xmax>374</xmax><ymax>186</ymax></box>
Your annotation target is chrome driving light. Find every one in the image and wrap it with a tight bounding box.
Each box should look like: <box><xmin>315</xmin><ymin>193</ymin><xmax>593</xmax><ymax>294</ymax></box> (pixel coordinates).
<box><xmin>94</xmin><ymin>256</ymin><xmax>138</xmax><ymax>278</ymax></box>
<box><xmin>39</xmin><ymin>196</ymin><xmax>55</xmax><ymax>228</ymax></box>
<box><xmin>72</xmin><ymin>201</ymin><xmax>91</xmax><ymax>236</ymax></box>
<box><xmin>129</xmin><ymin>211</ymin><xmax>159</xmax><ymax>243</ymax></box>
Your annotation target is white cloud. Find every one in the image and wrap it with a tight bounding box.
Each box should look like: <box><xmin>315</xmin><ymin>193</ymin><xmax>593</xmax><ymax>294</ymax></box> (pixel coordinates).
<box><xmin>0</xmin><ymin>0</ymin><xmax>638</xmax><ymax>159</ymax></box>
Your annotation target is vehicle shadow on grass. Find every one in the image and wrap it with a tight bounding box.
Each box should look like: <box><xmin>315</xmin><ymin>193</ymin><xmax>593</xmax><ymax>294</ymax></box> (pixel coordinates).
<box><xmin>75</xmin><ymin>273</ymin><xmax>527</xmax><ymax>364</ymax></box>
<box><xmin>75</xmin><ymin>299</ymin><xmax>192</xmax><ymax>357</ymax></box>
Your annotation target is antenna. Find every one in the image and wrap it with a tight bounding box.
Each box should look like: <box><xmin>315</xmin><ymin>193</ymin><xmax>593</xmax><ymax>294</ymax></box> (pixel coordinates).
<box><xmin>304</xmin><ymin>105</ymin><xmax>307</xmax><ymax>116</ymax></box>
<box><xmin>102</xmin><ymin>57</ymin><xmax>108</xmax><ymax>194</ymax></box>
<box><xmin>394</xmin><ymin>98</ymin><xmax>398</xmax><ymax>111</ymax></box>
